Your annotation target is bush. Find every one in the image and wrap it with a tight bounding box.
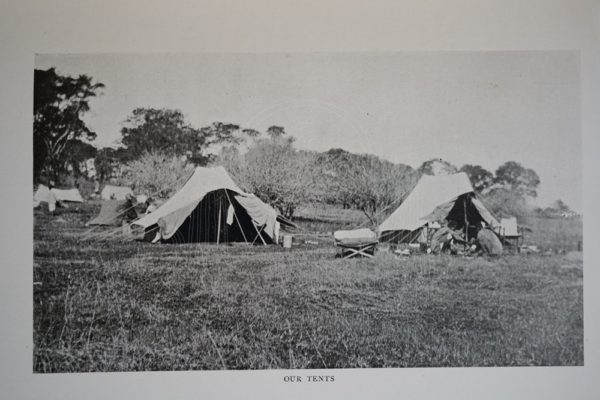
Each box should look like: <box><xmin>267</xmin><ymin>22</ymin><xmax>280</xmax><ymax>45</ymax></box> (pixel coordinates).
<box><xmin>219</xmin><ymin>142</ymin><xmax>419</xmax><ymax>223</ymax></box>
<box><xmin>480</xmin><ymin>188</ymin><xmax>533</xmax><ymax>222</ymax></box>
<box><xmin>56</xmin><ymin>174</ymin><xmax>96</xmax><ymax>199</ymax></box>
<box><xmin>119</xmin><ymin>151</ymin><xmax>194</xmax><ymax>199</ymax></box>
<box><xmin>218</xmin><ymin>137</ymin><xmax>317</xmax><ymax>219</ymax></box>
<box><xmin>342</xmin><ymin>155</ymin><xmax>418</xmax><ymax>224</ymax></box>
<box><xmin>315</xmin><ymin>149</ymin><xmax>418</xmax><ymax>225</ymax></box>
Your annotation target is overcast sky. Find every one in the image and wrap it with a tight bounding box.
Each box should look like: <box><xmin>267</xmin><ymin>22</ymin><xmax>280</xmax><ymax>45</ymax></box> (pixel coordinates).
<box><xmin>35</xmin><ymin>52</ymin><xmax>581</xmax><ymax>211</ymax></box>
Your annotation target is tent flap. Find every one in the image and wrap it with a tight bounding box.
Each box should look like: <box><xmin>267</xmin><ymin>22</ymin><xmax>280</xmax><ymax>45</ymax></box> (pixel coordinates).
<box><xmin>158</xmin><ymin>200</ymin><xmax>201</xmax><ymax>239</ymax></box>
<box><xmin>234</xmin><ymin>194</ymin><xmax>279</xmax><ymax>240</ymax></box>
<box><xmin>471</xmin><ymin>198</ymin><xmax>500</xmax><ymax>228</ymax></box>
<box><xmin>88</xmin><ymin>200</ymin><xmax>132</xmax><ymax>226</ymax></box>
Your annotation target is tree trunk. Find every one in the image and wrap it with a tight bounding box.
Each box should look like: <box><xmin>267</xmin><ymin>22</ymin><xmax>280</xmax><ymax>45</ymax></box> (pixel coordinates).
<box><xmin>362</xmin><ymin>208</ymin><xmax>376</xmax><ymax>227</ymax></box>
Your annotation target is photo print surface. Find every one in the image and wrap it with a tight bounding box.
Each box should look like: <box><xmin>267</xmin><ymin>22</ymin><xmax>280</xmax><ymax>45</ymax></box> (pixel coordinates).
<box><xmin>33</xmin><ymin>52</ymin><xmax>582</xmax><ymax>372</ymax></box>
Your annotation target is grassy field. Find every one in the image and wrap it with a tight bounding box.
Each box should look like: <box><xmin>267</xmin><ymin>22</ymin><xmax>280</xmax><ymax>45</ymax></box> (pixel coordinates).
<box><xmin>33</xmin><ymin>202</ymin><xmax>583</xmax><ymax>372</ymax></box>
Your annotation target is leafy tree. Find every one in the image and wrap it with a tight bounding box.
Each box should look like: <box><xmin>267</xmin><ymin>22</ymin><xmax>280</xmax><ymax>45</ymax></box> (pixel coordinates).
<box><xmin>345</xmin><ymin>155</ymin><xmax>417</xmax><ymax>225</ymax></box>
<box><xmin>34</xmin><ymin>68</ymin><xmax>104</xmax><ymax>181</ymax></box>
<box><xmin>481</xmin><ymin>187</ymin><xmax>532</xmax><ymax>221</ymax></box>
<box><xmin>459</xmin><ymin>164</ymin><xmax>494</xmax><ymax>192</ymax></box>
<box><xmin>316</xmin><ymin>149</ymin><xmax>418</xmax><ymax>224</ymax></box>
<box><xmin>119</xmin><ymin>108</ymin><xmax>259</xmax><ymax>165</ymax></box>
<box><xmin>494</xmin><ymin>161</ymin><xmax>540</xmax><ymax>198</ymax></box>
<box><xmin>554</xmin><ymin>199</ymin><xmax>571</xmax><ymax>213</ymax></box>
<box><xmin>201</xmin><ymin>122</ymin><xmax>242</xmax><ymax>145</ymax></box>
<box><xmin>535</xmin><ymin>199</ymin><xmax>575</xmax><ymax>218</ymax></box>
<box><xmin>120</xmin><ymin>108</ymin><xmax>214</xmax><ymax>164</ymax></box>
<box><xmin>314</xmin><ymin>148</ymin><xmax>357</xmax><ymax>207</ymax></box>
<box><xmin>266</xmin><ymin>125</ymin><xmax>286</xmax><ymax>138</ymax></box>
<box><xmin>94</xmin><ymin>147</ymin><xmax>129</xmax><ymax>182</ymax></box>
<box><xmin>418</xmin><ymin>158</ymin><xmax>458</xmax><ymax>176</ymax></box>
<box><xmin>62</xmin><ymin>139</ymin><xmax>97</xmax><ymax>178</ymax></box>
<box><xmin>242</xmin><ymin>128</ymin><xmax>261</xmax><ymax>138</ymax></box>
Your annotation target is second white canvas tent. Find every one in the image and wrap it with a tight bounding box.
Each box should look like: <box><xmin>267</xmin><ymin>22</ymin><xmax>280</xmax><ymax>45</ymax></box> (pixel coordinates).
<box><xmin>379</xmin><ymin>172</ymin><xmax>499</xmax><ymax>242</ymax></box>
<box><xmin>133</xmin><ymin>166</ymin><xmax>281</xmax><ymax>244</ymax></box>
<box><xmin>51</xmin><ymin>188</ymin><xmax>84</xmax><ymax>203</ymax></box>
<box><xmin>33</xmin><ymin>184</ymin><xmax>57</xmax><ymax>209</ymax></box>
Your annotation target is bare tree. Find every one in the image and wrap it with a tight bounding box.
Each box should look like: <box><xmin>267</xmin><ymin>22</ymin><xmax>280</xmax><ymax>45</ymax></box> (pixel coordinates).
<box><xmin>418</xmin><ymin>158</ymin><xmax>458</xmax><ymax>176</ymax></box>
<box><xmin>218</xmin><ymin>137</ymin><xmax>316</xmax><ymax>219</ymax></box>
<box><xmin>316</xmin><ymin>149</ymin><xmax>418</xmax><ymax>225</ymax></box>
<box><xmin>119</xmin><ymin>151</ymin><xmax>194</xmax><ymax>199</ymax></box>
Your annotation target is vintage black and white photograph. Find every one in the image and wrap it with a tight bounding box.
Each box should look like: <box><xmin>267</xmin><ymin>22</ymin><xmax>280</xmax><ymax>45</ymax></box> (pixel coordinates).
<box><xmin>32</xmin><ymin>52</ymin><xmax>583</xmax><ymax>372</ymax></box>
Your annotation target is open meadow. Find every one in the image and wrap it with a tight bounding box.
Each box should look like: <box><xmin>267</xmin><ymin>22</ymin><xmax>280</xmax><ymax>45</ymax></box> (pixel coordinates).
<box><xmin>33</xmin><ymin>202</ymin><xmax>583</xmax><ymax>372</ymax></box>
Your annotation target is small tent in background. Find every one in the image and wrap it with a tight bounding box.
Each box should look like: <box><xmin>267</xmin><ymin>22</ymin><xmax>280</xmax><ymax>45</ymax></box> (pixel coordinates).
<box><xmin>133</xmin><ymin>166</ymin><xmax>286</xmax><ymax>244</ymax></box>
<box><xmin>51</xmin><ymin>188</ymin><xmax>84</xmax><ymax>203</ymax></box>
<box><xmin>379</xmin><ymin>172</ymin><xmax>499</xmax><ymax>243</ymax></box>
<box><xmin>496</xmin><ymin>216</ymin><xmax>523</xmax><ymax>252</ymax></box>
<box><xmin>101</xmin><ymin>185</ymin><xmax>134</xmax><ymax>200</ymax></box>
<box><xmin>499</xmin><ymin>217</ymin><xmax>519</xmax><ymax>237</ymax></box>
<box><xmin>87</xmin><ymin>199</ymin><xmax>138</xmax><ymax>226</ymax></box>
<box><xmin>33</xmin><ymin>184</ymin><xmax>57</xmax><ymax>211</ymax></box>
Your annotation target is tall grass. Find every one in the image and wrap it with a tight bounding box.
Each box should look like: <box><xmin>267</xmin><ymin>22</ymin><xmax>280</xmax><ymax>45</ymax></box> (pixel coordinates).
<box><xmin>33</xmin><ymin>204</ymin><xmax>583</xmax><ymax>372</ymax></box>
<box><xmin>525</xmin><ymin>217</ymin><xmax>583</xmax><ymax>251</ymax></box>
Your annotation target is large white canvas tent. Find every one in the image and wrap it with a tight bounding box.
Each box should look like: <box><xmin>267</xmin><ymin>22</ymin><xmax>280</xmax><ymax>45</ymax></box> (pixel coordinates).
<box><xmin>132</xmin><ymin>166</ymin><xmax>282</xmax><ymax>244</ymax></box>
<box><xmin>51</xmin><ymin>188</ymin><xmax>84</xmax><ymax>203</ymax></box>
<box><xmin>101</xmin><ymin>185</ymin><xmax>134</xmax><ymax>200</ymax></box>
<box><xmin>379</xmin><ymin>172</ymin><xmax>499</xmax><ymax>243</ymax></box>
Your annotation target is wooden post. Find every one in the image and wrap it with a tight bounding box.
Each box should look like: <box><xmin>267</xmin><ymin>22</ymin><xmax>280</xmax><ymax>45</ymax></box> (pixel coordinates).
<box><xmin>252</xmin><ymin>221</ymin><xmax>268</xmax><ymax>246</ymax></box>
<box><xmin>216</xmin><ymin>201</ymin><xmax>222</xmax><ymax>244</ymax></box>
<box><xmin>463</xmin><ymin>196</ymin><xmax>469</xmax><ymax>249</ymax></box>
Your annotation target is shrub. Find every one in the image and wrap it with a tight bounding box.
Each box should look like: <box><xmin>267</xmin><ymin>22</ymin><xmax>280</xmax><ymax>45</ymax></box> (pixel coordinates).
<box><xmin>218</xmin><ymin>137</ymin><xmax>317</xmax><ymax>219</ymax></box>
<box><xmin>119</xmin><ymin>151</ymin><xmax>194</xmax><ymax>199</ymax></box>
<box><xmin>480</xmin><ymin>188</ymin><xmax>533</xmax><ymax>222</ymax></box>
<box><xmin>315</xmin><ymin>149</ymin><xmax>418</xmax><ymax>225</ymax></box>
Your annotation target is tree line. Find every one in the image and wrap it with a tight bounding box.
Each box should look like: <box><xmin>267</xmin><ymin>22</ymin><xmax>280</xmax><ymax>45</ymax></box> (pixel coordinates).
<box><xmin>35</xmin><ymin>67</ymin><xmax>569</xmax><ymax>222</ymax></box>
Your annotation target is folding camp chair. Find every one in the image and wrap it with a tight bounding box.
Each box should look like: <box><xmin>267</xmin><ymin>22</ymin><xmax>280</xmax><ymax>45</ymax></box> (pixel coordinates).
<box><xmin>497</xmin><ymin>217</ymin><xmax>523</xmax><ymax>253</ymax></box>
<box><xmin>336</xmin><ymin>241</ymin><xmax>378</xmax><ymax>258</ymax></box>
<box><xmin>334</xmin><ymin>229</ymin><xmax>378</xmax><ymax>259</ymax></box>
<box><xmin>250</xmin><ymin>221</ymin><xmax>268</xmax><ymax>246</ymax></box>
